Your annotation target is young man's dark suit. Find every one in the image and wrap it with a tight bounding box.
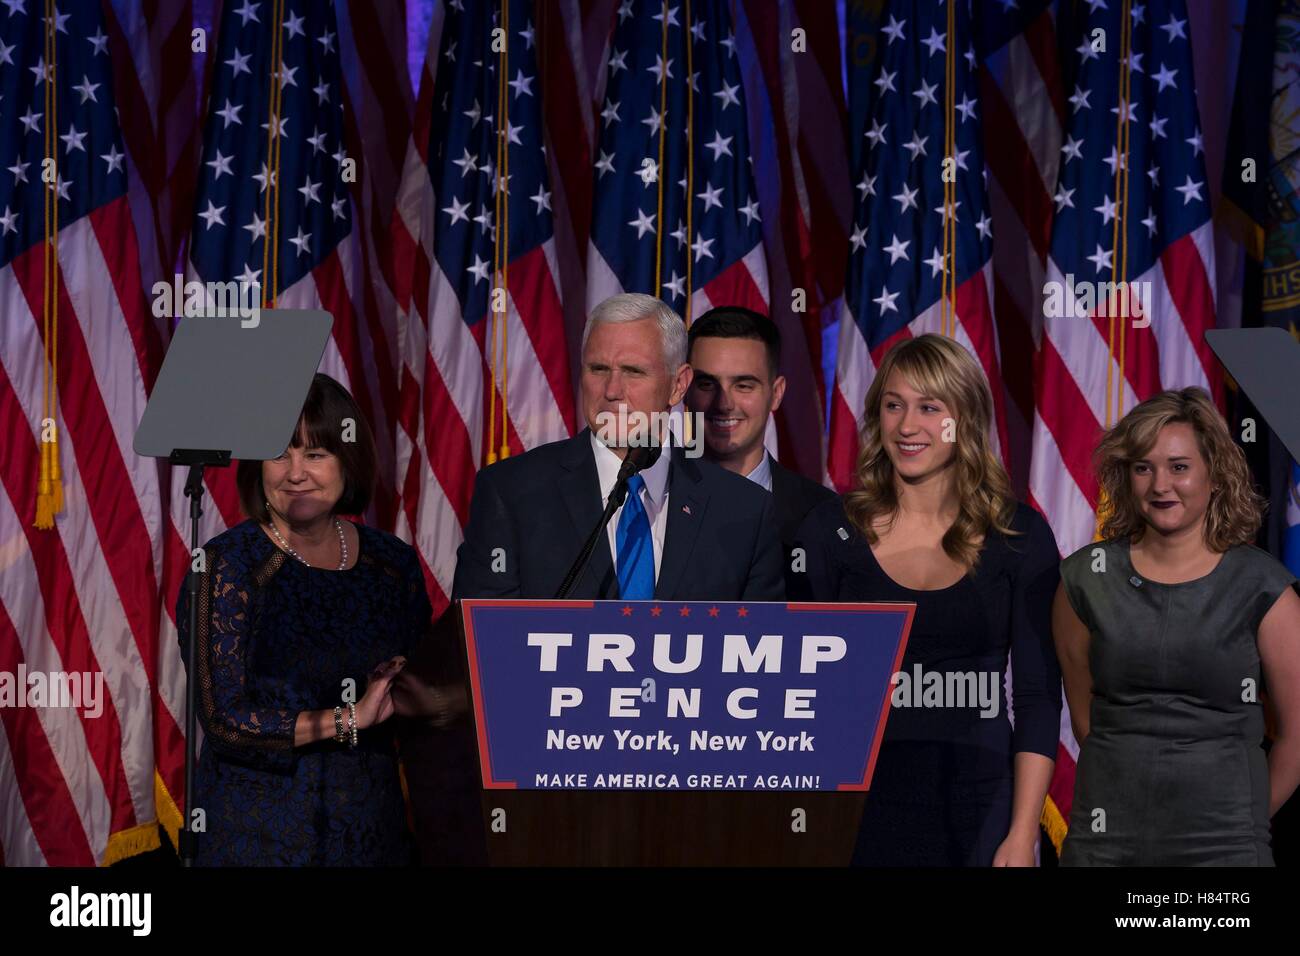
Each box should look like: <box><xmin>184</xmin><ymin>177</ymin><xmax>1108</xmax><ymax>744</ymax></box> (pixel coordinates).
<box><xmin>451</xmin><ymin>429</ymin><xmax>785</xmax><ymax>601</ymax></box>
<box><xmin>766</xmin><ymin>455</ymin><xmax>837</xmax><ymax>599</ymax></box>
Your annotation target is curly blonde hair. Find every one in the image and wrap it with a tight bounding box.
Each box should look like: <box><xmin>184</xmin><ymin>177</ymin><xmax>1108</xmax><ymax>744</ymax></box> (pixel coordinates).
<box><xmin>1095</xmin><ymin>387</ymin><xmax>1264</xmax><ymax>550</ymax></box>
<box><xmin>843</xmin><ymin>334</ymin><xmax>1018</xmax><ymax>570</ymax></box>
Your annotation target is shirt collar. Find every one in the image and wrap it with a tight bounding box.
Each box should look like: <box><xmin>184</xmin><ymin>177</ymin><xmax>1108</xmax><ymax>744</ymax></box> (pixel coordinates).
<box><xmin>590</xmin><ymin>431</ymin><xmax>671</xmax><ymax>507</ymax></box>
<box><xmin>745</xmin><ymin>452</ymin><xmax>774</xmax><ymax>493</ymax></box>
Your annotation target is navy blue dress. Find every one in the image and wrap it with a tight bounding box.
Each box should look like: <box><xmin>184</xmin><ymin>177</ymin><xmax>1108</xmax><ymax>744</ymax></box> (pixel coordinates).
<box><xmin>175</xmin><ymin>519</ymin><xmax>431</xmax><ymax>866</ymax></box>
<box><xmin>798</xmin><ymin>500</ymin><xmax>1062</xmax><ymax>865</ymax></box>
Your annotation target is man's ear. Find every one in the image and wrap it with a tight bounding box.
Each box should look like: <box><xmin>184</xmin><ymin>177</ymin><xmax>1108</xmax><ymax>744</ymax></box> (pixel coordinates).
<box><xmin>669</xmin><ymin>363</ymin><xmax>693</xmax><ymax>406</ymax></box>
<box><xmin>770</xmin><ymin>374</ymin><xmax>787</xmax><ymax>414</ymax></box>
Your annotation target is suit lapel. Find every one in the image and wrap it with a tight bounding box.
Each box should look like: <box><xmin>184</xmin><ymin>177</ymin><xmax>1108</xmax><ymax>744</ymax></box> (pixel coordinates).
<box><xmin>558</xmin><ymin>430</ymin><xmax>618</xmax><ymax>598</ymax></box>
<box><xmin>655</xmin><ymin>449</ymin><xmax>708</xmax><ymax>600</ymax></box>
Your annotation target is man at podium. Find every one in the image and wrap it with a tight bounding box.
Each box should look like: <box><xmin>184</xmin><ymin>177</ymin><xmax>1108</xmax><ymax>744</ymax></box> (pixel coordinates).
<box><xmin>452</xmin><ymin>293</ymin><xmax>784</xmax><ymax>602</ymax></box>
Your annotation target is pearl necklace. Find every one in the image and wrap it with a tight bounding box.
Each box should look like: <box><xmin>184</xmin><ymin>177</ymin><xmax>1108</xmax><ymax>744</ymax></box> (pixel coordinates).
<box><xmin>267</xmin><ymin>510</ymin><xmax>348</xmax><ymax>570</ymax></box>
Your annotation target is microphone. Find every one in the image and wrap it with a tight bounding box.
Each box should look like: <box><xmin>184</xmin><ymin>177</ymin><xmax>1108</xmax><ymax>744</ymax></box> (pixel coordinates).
<box><xmin>554</xmin><ymin>439</ymin><xmax>663</xmax><ymax>599</ymax></box>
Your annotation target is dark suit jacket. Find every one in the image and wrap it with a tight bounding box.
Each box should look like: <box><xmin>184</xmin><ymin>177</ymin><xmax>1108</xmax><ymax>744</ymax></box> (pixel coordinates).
<box><xmin>768</xmin><ymin>456</ymin><xmax>838</xmax><ymax>600</ymax></box>
<box><xmin>451</xmin><ymin>430</ymin><xmax>785</xmax><ymax>601</ymax></box>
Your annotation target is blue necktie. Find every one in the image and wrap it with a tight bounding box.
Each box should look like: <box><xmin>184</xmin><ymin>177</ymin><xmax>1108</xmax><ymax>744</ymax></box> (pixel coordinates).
<box><xmin>615</xmin><ymin>474</ymin><xmax>655</xmax><ymax>599</ymax></box>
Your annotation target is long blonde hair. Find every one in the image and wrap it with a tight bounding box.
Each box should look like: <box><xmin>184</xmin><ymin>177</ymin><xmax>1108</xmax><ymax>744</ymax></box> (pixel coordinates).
<box><xmin>1094</xmin><ymin>387</ymin><xmax>1263</xmax><ymax>550</ymax></box>
<box><xmin>843</xmin><ymin>334</ymin><xmax>1018</xmax><ymax>570</ymax></box>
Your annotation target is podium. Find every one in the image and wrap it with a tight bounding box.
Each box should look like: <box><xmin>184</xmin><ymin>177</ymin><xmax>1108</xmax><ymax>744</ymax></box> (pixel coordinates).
<box><xmin>458</xmin><ymin>598</ymin><xmax>914</xmax><ymax>865</ymax></box>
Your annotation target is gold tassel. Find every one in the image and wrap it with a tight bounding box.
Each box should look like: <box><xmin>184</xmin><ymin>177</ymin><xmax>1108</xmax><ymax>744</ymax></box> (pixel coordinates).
<box><xmin>34</xmin><ymin>442</ymin><xmax>54</xmax><ymax>529</ymax></box>
<box><xmin>48</xmin><ymin>433</ymin><xmax>63</xmax><ymax>515</ymax></box>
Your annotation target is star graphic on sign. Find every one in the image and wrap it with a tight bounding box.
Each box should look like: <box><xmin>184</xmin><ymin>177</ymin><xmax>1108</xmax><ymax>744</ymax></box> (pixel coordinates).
<box><xmin>679</xmin><ymin>606</ymin><xmax>691</xmax><ymax>617</ymax></box>
<box><xmin>442</xmin><ymin>196</ymin><xmax>470</xmax><ymax>225</ymax></box>
<box><xmin>736</xmin><ymin>607</ymin><xmax>748</xmax><ymax>618</ymax></box>
<box><xmin>650</xmin><ymin>605</ymin><xmax>663</xmax><ymax>617</ymax></box>
<box><xmin>883</xmin><ymin>234</ymin><xmax>910</xmax><ymax>264</ymax></box>
<box><xmin>289</xmin><ymin>226</ymin><xmax>311</xmax><ymax>258</ymax></box>
<box><xmin>622</xmin><ymin>605</ymin><xmax>633</xmax><ymax>617</ymax></box>
<box><xmin>628</xmin><ymin>208</ymin><xmax>656</xmax><ymax>239</ymax></box>
<box><xmin>206</xmin><ymin>149</ymin><xmax>234</xmax><ymax>180</ymax></box>
<box><xmin>708</xmin><ymin>607</ymin><xmax>720</xmax><ymax>618</ymax></box>
<box><xmin>715</xmin><ymin>80</ymin><xmax>740</xmax><ymax>110</ymax></box>
<box><xmin>73</xmin><ymin>75</ymin><xmax>100</xmax><ymax>104</ymax></box>
<box><xmin>226</xmin><ymin>48</ymin><xmax>251</xmax><ymax>77</ymax></box>
<box><xmin>874</xmin><ymin>286</ymin><xmax>900</xmax><ymax>315</ymax></box>
<box><xmin>244</xmin><ymin>212</ymin><xmax>266</xmax><ymax>240</ymax></box>
<box><xmin>198</xmin><ymin>200</ymin><xmax>226</xmax><ymax>230</ymax></box>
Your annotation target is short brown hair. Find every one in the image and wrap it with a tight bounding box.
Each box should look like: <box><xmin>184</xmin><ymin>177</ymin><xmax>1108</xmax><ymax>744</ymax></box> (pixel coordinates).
<box><xmin>236</xmin><ymin>373</ymin><xmax>377</xmax><ymax>522</ymax></box>
<box><xmin>1094</xmin><ymin>387</ymin><xmax>1264</xmax><ymax>551</ymax></box>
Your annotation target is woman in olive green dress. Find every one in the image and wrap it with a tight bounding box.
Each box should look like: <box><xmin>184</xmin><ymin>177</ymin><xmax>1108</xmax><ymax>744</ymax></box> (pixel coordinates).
<box><xmin>1054</xmin><ymin>388</ymin><xmax>1300</xmax><ymax>865</ymax></box>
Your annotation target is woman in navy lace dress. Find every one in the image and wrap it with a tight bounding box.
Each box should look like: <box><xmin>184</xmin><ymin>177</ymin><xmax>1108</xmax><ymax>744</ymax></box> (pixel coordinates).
<box><xmin>176</xmin><ymin>374</ymin><xmax>432</xmax><ymax>866</ymax></box>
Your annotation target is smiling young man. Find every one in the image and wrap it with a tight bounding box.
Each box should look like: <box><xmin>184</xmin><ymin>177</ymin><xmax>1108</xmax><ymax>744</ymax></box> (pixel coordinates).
<box><xmin>684</xmin><ymin>307</ymin><xmax>835</xmax><ymax>598</ymax></box>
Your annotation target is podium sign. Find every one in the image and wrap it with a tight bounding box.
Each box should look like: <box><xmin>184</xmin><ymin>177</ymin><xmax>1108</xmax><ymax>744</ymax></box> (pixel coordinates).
<box><xmin>461</xmin><ymin>599</ymin><xmax>914</xmax><ymax>793</ymax></box>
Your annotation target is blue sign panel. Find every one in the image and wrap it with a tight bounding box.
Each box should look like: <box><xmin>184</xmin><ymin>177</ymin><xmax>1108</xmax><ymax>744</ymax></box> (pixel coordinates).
<box><xmin>461</xmin><ymin>600</ymin><xmax>914</xmax><ymax>791</ymax></box>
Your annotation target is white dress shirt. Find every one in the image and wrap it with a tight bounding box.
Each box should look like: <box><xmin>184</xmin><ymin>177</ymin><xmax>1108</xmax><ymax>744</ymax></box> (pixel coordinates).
<box><xmin>590</xmin><ymin>432</ymin><xmax>671</xmax><ymax>583</ymax></box>
<box><xmin>744</xmin><ymin>453</ymin><xmax>774</xmax><ymax>492</ymax></box>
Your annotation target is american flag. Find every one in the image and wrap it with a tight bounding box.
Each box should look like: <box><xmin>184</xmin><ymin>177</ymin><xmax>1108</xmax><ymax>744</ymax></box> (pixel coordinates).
<box><xmin>1028</xmin><ymin>0</ymin><xmax>1219</xmax><ymax>847</ymax></box>
<box><xmin>0</xmin><ymin>0</ymin><xmax>174</xmax><ymax>865</ymax></box>
<box><xmin>828</xmin><ymin>0</ymin><xmax>1009</xmax><ymax>493</ymax></box>
<box><xmin>585</xmin><ymin>0</ymin><xmax>768</xmax><ymax>320</ymax></box>
<box><xmin>392</xmin><ymin>0</ymin><xmax>575</xmax><ymax>619</ymax></box>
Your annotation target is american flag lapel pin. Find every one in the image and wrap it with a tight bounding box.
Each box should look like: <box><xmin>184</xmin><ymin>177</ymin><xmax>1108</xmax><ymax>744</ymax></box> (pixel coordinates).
<box><xmin>682</xmin><ymin>504</ymin><xmax>692</xmax><ymax>516</ymax></box>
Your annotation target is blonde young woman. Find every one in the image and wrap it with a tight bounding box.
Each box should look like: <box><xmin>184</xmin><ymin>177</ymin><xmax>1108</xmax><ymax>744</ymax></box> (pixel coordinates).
<box><xmin>799</xmin><ymin>334</ymin><xmax>1062</xmax><ymax>866</ymax></box>
<box><xmin>1055</xmin><ymin>388</ymin><xmax>1300</xmax><ymax>866</ymax></box>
